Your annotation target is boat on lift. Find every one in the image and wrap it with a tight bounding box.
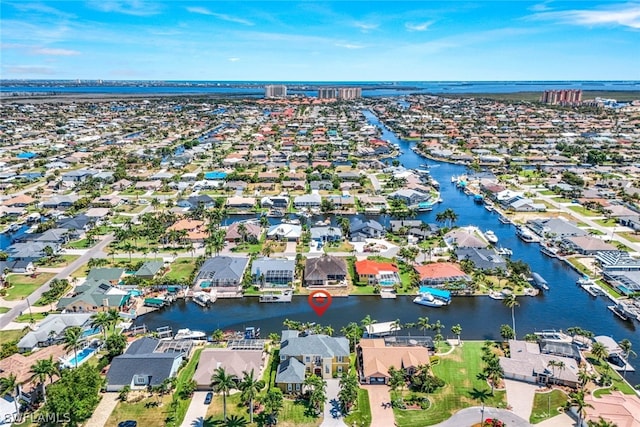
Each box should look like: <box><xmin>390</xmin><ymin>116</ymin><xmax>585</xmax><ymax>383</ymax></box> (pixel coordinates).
<box><xmin>484</xmin><ymin>230</ymin><xmax>499</xmax><ymax>244</ymax></box>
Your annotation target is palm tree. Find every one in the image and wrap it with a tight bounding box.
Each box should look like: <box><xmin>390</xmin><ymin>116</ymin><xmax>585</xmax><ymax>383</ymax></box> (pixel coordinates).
<box><xmin>30</xmin><ymin>357</ymin><xmax>57</xmax><ymax>403</ymax></box>
<box><xmin>63</xmin><ymin>326</ymin><xmax>84</xmax><ymax>368</ymax></box>
<box><xmin>451</xmin><ymin>324</ymin><xmax>462</xmax><ymax>345</ymax></box>
<box><xmin>417</xmin><ymin>316</ymin><xmax>430</xmax><ymax>336</ymax></box>
<box><xmin>0</xmin><ymin>373</ymin><xmax>21</xmax><ymax>415</ymax></box>
<box><xmin>236</xmin><ymin>222</ymin><xmax>248</xmax><ymax>243</ymax></box>
<box><xmin>587</xmin><ymin>417</ymin><xmax>617</xmax><ymax>427</ymax></box>
<box><xmin>90</xmin><ymin>311</ymin><xmax>111</xmax><ymax>340</ymax></box>
<box><xmin>238</xmin><ymin>369</ymin><xmax>265</xmax><ymax>424</ymax></box>
<box><xmin>121</xmin><ymin>241</ymin><xmax>135</xmax><ymax>261</ymax></box>
<box><xmin>547</xmin><ymin>360</ymin><xmax>565</xmax><ymax>385</ymax></box>
<box><xmin>360</xmin><ymin>314</ymin><xmax>377</xmax><ymax>329</ymax></box>
<box><xmin>211</xmin><ymin>367</ymin><xmax>237</xmax><ymax>422</ymax></box>
<box><xmin>567</xmin><ymin>390</ymin><xmax>593</xmax><ymax>426</ymax></box>
<box><xmin>107</xmin><ymin>308</ymin><xmax>121</xmax><ymax>333</ymax></box>
<box><xmin>223</xmin><ymin>415</ymin><xmax>249</xmax><ymax>427</ymax></box>
<box><xmin>618</xmin><ymin>338</ymin><xmax>637</xmax><ymax>377</ymax></box>
<box><xmin>261</xmin><ymin>242</ymin><xmax>274</xmax><ymax>258</ymax></box>
<box><xmin>591</xmin><ymin>341</ymin><xmax>609</xmax><ymax>364</ymax></box>
<box><xmin>503</xmin><ymin>294</ymin><xmax>519</xmax><ymax>339</ymax></box>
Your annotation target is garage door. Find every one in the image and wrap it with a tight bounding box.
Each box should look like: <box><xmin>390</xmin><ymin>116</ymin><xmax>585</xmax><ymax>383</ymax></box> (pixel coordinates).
<box><xmin>370</xmin><ymin>377</ymin><xmax>386</xmax><ymax>384</ymax></box>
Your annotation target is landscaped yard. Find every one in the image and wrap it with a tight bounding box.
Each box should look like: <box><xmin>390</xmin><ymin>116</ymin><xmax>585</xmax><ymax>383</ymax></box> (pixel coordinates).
<box><xmin>36</xmin><ymin>254</ymin><xmax>80</xmax><ymax>267</ymax></box>
<box><xmin>164</xmin><ymin>259</ymin><xmax>197</xmax><ymax>281</ymax></box>
<box><xmin>105</xmin><ymin>393</ymin><xmax>173</xmax><ymax>427</ymax></box>
<box><xmin>0</xmin><ymin>307</ymin><xmax>9</xmax><ymax>314</ymax></box>
<box><xmin>3</xmin><ymin>273</ymin><xmax>56</xmax><ymax>300</ymax></box>
<box><xmin>66</xmin><ymin>238</ymin><xmax>92</xmax><ymax>249</ymax></box>
<box><xmin>324</xmin><ymin>241</ymin><xmax>355</xmax><ymax>253</ymax></box>
<box><xmin>14</xmin><ymin>312</ymin><xmax>50</xmax><ymax>323</ymax></box>
<box><xmin>344</xmin><ymin>388</ymin><xmax>371</xmax><ymax>427</ymax></box>
<box><xmin>0</xmin><ymin>328</ymin><xmax>28</xmax><ymax>345</ymax></box>
<box><xmin>593</xmin><ymin>218</ymin><xmax>616</xmax><ymax>227</ymax></box>
<box><xmin>617</xmin><ymin>231</ymin><xmax>640</xmax><ymax>243</ymax></box>
<box><xmin>588</xmin><ymin>356</ymin><xmax>637</xmax><ymax>396</ymax></box>
<box><xmin>567</xmin><ymin>206</ymin><xmax>602</xmax><ymax>217</ymax></box>
<box><xmin>393</xmin><ymin>341</ymin><xmax>507</xmax><ymax>426</ymax></box>
<box><xmin>529</xmin><ymin>389</ymin><xmax>568</xmax><ymax>424</ymax></box>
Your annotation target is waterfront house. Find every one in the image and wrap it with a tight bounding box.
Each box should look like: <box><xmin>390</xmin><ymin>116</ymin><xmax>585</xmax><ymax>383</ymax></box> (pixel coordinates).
<box><xmin>40</xmin><ymin>195</ymin><xmax>78</xmax><ymax>210</ymax></box>
<box><xmin>354</xmin><ymin>260</ymin><xmax>400</xmax><ymax>286</ymax></box>
<box><xmin>251</xmin><ymin>257</ymin><xmax>295</xmax><ymax>288</ymax></box>
<box><xmin>193</xmin><ymin>256</ymin><xmax>249</xmax><ymax>297</ymax></box>
<box><xmin>294</xmin><ymin>194</ymin><xmax>321</xmax><ymax>209</ymax></box>
<box><xmin>176</xmin><ymin>194</ymin><xmax>214</xmax><ymax>210</ymax></box>
<box><xmin>267</xmin><ymin>223</ymin><xmax>302</xmax><ymax>242</ymax></box>
<box><xmin>226</xmin><ymin>196</ymin><xmax>257</xmax><ymax>210</ymax></box>
<box><xmin>499</xmin><ymin>340</ymin><xmax>579</xmax><ymax>388</ymax></box>
<box><xmin>303</xmin><ymin>255</ymin><xmax>348</xmax><ymax>287</ymax></box>
<box><xmin>388</xmin><ymin>189</ymin><xmax>429</xmax><ymax>206</ymax></box>
<box><xmin>310</xmin><ymin>226</ymin><xmax>343</xmax><ymax>243</ymax></box>
<box><xmin>276</xmin><ymin>330</ymin><xmax>349</xmax><ymax>392</ymax></box>
<box><xmin>443</xmin><ymin>228</ymin><xmax>488</xmax><ymax>249</ymax></box>
<box><xmin>193</xmin><ymin>348</ymin><xmax>264</xmax><ymax>391</ymax></box>
<box><xmin>357</xmin><ymin>338</ymin><xmax>430</xmax><ymax>385</ymax></box>
<box><xmin>57</xmin><ymin>280</ymin><xmax>129</xmax><ymax>313</ymax></box>
<box><xmin>562</xmin><ymin>235</ymin><xmax>616</xmax><ymax>255</ymax></box>
<box><xmin>106</xmin><ymin>337</ymin><xmax>186</xmax><ymax>392</ymax></box>
<box><xmin>527</xmin><ymin>218</ymin><xmax>587</xmax><ymax>240</ymax></box>
<box><xmin>134</xmin><ymin>260</ymin><xmax>164</xmax><ymax>280</ymax></box>
<box><xmin>225</xmin><ymin>221</ymin><xmax>261</xmax><ymax>243</ymax></box>
<box><xmin>168</xmin><ymin>218</ymin><xmax>207</xmax><ymax>243</ymax></box>
<box><xmin>350</xmin><ymin>218</ymin><xmax>384</xmax><ymax>241</ymax></box>
<box><xmin>260</xmin><ymin>195</ymin><xmax>289</xmax><ymax>209</ymax></box>
<box><xmin>455</xmin><ymin>247</ymin><xmax>507</xmax><ymax>271</ymax></box>
<box><xmin>414</xmin><ymin>263</ymin><xmax>471</xmax><ymax>287</ymax></box>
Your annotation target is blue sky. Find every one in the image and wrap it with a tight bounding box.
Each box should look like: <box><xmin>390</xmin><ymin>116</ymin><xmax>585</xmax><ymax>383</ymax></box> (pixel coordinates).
<box><xmin>1</xmin><ymin>1</ymin><xmax>639</xmax><ymax>81</ymax></box>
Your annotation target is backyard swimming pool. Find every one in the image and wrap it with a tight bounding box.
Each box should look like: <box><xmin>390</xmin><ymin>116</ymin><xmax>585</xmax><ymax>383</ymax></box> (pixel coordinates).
<box><xmin>62</xmin><ymin>347</ymin><xmax>97</xmax><ymax>368</ymax></box>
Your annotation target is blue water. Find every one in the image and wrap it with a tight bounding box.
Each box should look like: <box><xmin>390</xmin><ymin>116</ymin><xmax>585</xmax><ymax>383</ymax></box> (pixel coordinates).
<box><xmin>3</xmin><ymin>81</ymin><xmax>639</xmax><ymax>97</ymax></box>
<box><xmin>0</xmin><ymin>224</ymin><xmax>30</xmax><ymax>251</ymax></box>
<box><xmin>136</xmin><ymin>109</ymin><xmax>640</xmax><ymax>386</ymax></box>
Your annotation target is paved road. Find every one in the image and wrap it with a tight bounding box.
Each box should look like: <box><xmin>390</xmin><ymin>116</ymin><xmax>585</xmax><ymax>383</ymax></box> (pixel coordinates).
<box><xmin>181</xmin><ymin>391</ymin><xmax>210</xmax><ymax>427</ymax></box>
<box><xmin>321</xmin><ymin>379</ymin><xmax>348</xmax><ymax>427</ymax></box>
<box><xmin>432</xmin><ymin>406</ymin><xmax>532</xmax><ymax>427</ymax></box>
<box><xmin>0</xmin><ymin>234</ymin><xmax>114</xmax><ymax>330</ymax></box>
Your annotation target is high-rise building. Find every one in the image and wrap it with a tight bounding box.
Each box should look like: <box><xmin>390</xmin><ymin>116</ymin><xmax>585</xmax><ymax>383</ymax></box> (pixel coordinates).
<box><xmin>317</xmin><ymin>87</ymin><xmax>362</xmax><ymax>100</ymax></box>
<box><xmin>541</xmin><ymin>89</ymin><xmax>582</xmax><ymax>105</ymax></box>
<box><xmin>264</xmin><ymin>85</ymin><xmax>287</xmax><ymax>98</ymax></box>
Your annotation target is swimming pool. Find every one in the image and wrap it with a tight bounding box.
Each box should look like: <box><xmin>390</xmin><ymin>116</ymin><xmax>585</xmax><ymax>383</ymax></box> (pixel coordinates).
<box><xmin>63</xmin><ymin>347</ymin><xmax>97</xmax><ymax>368</ymax></box>
<box><xmin>200</xmin><ymin>281</ymin><xmax>212</xmax><ymax>289</ymax></box>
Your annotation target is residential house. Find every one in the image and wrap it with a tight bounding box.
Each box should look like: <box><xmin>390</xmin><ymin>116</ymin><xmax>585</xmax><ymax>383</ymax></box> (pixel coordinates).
<box><xmin>193</xmin><ymin>348</ymin><xmax>264</xmax><ymax>391</ymax></box>
<box><xmin>105</xmin><ymin>337</ymin><xmax>186</xmax><ymax>392</ymax></box>
<box><xmin>350</xmin><ymin>218</ymin><xmax>384</xmax><ymax>241</ymax></box>
<box><xmin>276</xmin><ymin>330</ymin><xmax>349</xmax><ymax>392</ymax></box>
<box><xmin>2</xmin><ymin>194</ymin><xmax>35</xmax><ymax>208</ymax></box>
<box><xmin>357</xmin><ymin>338</ymin><xmax>430</xmax><ymax>385</ymax></box>
<box><xmin>309</xmin><ymin>226</ymin><xmax>343</xmax><ymax>243</ymax></box>
<box><xmin>57</xmin><ymin>273</ymin><xmax>129</xmax><ymax>313</ymax></box>
<box><xmin>193</xmin><ymin>256</ymin><xmax>249</xmax><ymax>297</ymax></box>
<box><xmin>17</xmin><ymin>313</ymin><xmax>93</xmax><ymax>352</ymax></box>
<box><xmin>251</xmin><ymin>257</ymin><xmax>295</xmax><ymax>288</ymax></box>
<box><xmin>309</xmin><ymin>181</ymin><xmax>333</xmax><ymax>191</ymax></box>
<box><xmin>304</xmin><ymin>255</ymin><xmax>348</xmax><ymax>287</ymax></box>
<box><xmin>455</xmin><ymin>247</ymin><xmax>507</xmax><ymax>271</ymax></box>
<box><xmin>61</xmin><ymin>169</ymin><xmax>96</xmax><ymax>183</ymax></box>
<box><xmin>499</xmin><ymin>340</ymin><xmax>579</xmax><ymax>388</ymax></box>
<box><xmin>294</xmin><ymin>194</ymin><xmax>321</xmax><ymax>209</ymax></box>
<box><xmin>354</xmin><ymin>260</ymin><xmax>400</xmax><ymax>286</ymax></box>
<box><xmin>267</xmin><ymin>223</ymin><xmax>302</xmax><ymax>241</ymax></box>
<box><xmin>444</xmin><ymin>228</ymin><xmax>488</xmax><ymax>249</ymax></box>
<box><xmin>325</xmin><ymin>194</ymin><xmax>356</xmax><ymax>210</ymax></box>
<box><xmin>40</xmin><ymin>195</ymin><xmax>78</xmax><ymax>210</ymax></box>
<box><xmin>388</xmin><ymin>189</ymin><xmax>429</xmax><ymax>206</ymax></box>
<box><xmin>527</xmin><ymin>218</ymin><xmax>587</xmax><ymax>240</ymax></box>
<box><xmin>226</xmin><ymin>196</ymin><xmax>257</xmax><ymax>210</ymax></box>
<box><xmin>135</xmin><ymin>261</ymin><xmax>164</xmax><ymax>280</ymax></box>
<box><xmin>225</xmin><ymin>222</ymin><xmax>261</xmax><ymax>242</ymax></box>
<box><xmin>260</xmin><ymin>196</ymin><xmax>289</xmax><ymax>209</ymax></box>
<box><xmin>168</xmin><ymin>218</ymin><xmax>207</xmax><ymax>243</ymax></box>
<box><xmin>176</xmin><ymin>195</ymin><xmax>214</xmax><ymax>210</ymax></box>
<box><xmin>562</xmin><ymin>235</ymin><xmax>616</xmax><ymax>255</ymax></box>
<box><xmin>414</xmin><ymin>263</ymin><xmax>471</xmax><ymax>287</ymax></box>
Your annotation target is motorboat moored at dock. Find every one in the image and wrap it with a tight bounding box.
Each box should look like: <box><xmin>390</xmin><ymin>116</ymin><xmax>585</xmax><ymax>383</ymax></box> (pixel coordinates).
<box><xmin>259</xmin><ymin>289</ymin><xmax>293</xmax><ymax>303</ymax></box>
<box><xmin>531</xmin><ymin>272</ymin><xmax>550</xmax><ymax>291</ymax></box>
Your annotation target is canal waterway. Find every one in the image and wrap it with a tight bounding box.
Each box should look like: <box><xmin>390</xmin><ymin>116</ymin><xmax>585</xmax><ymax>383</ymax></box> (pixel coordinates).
<box><xmin>136</xmin><ymin>110</ymin><xmax>640</xmax><ymax>385</ymax></box>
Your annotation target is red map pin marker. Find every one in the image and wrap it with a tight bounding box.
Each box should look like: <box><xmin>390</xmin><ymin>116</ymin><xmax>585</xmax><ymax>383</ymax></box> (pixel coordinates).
<box><xmin>308</xmin><ymin>290</ymin><xmax>332</xmax><ymax>317</ymax></box>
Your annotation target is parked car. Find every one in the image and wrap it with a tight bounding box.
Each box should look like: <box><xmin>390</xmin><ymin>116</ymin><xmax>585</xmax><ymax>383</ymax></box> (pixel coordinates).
<box><xmin>204</xmin><ymin>392</ymin><xmax>213</xmax><ymax>404</ymax></box>
<box><xmin>118</xmin><ymin>421</ymin><xmax>137</xmax><ymax>427</ymax></box>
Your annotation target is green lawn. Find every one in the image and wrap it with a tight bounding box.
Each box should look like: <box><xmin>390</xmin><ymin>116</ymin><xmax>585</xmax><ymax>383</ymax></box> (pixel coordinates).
<box><xmin>595</xmin><ymin>279</ymin><xmax>623</xmax><ymax>299</ymax></box>
<box><xmin>3</xmin><ymin>273</ymin><xmax>56</xmax><ymax>300</ymax></box>
<box><xmin>617</xmin><ymin>231</ymin><xmax>640</xmax><ymax>243</ymax></box>
<box><xmin>0</xmin><ymin>328</ymin><xmax>28</xmax><ymax>345</ymax></box>
<box><xmin>164</xmin><ymin>259</ymin><xmax>197</xmax><ymax>281</ymax></box>
<box><xmin>589</xmin><ymin>357</ymin><xmax>637</xmax><ymax>396</ymax></box>
<box><xmin>529</xmin><ymin>389</ymin><xmax>568</xmax><ymax>424</ymax></box>
<box><xmin>71</xmin><ymin>262</ymin><xmax>89</xmax><ymax>278</ymax></box>
<box><xmin>538</xmin><ymin>190</ymin><xmax>556</xmax><ymax>196</ymax></box>
<box><xmin>66</xmin><ymin>238</ymin><xmax>93</xmax><ymax>249</ymax></box>
<box><xmin>14</xmin><ymin>312</ymin><xmax>50</xmax><ymax>323</ymax></box>
<box><xmin>0</xmin><ymin>307</ymin><xmax>9</xmax><ymax>314</ymax></box>
<box><xmin>231</xmin><ymin>242</ymin><xmax>263</xmax><ymax>254</ymax></box>
<box><xmin>351</xmin><ymin>284</ymin><xmax>377</xmax><ymax>295</ymax></box>
<box><xmin>393</xmin><ymin>341</ymin><xmax>507</xmax><ymax>427</ymax></box>
<box><xmin>324</xmin><ymin>241</ymin><xmax>355</xmax><ymax>253</ymax></box>
<box><xmin>106</xmin><ymin>394</ymin><xmax>173</xmax><ymax>427</ymax></box>
<box><xmin>567</xmin><ymin>206</ymin><xmax>602</xmax><ymax>217</ymax></box>
<box><xmin>36</xmin><ymin>254</ymin><xmax>80</xmax><ymax>267</ymax></box>
<box><xmin>344</xmin><ymin>388</ymin><xmax>372</xmax><ymax>427</ymax></box>
<box><xmin>593</xmin><ymin>218</ymin><xmax>616</xmax><ymax>227</ymax></box>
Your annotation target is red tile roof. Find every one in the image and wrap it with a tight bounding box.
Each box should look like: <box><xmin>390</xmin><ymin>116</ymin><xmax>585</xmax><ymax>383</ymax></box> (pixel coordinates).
<box><xmin>355</xmin><ymin>260</ymin><xmax>398</xmax><ymax>275</ymax></box>
<box><xmin>414</xmin><ymin>263</ymin><xmax>466</xmax><ymax>280</ymax></box>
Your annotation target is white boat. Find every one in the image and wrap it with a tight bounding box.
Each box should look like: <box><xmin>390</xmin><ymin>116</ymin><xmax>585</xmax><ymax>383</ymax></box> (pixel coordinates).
<box><xmin>496</xmin><ymin>247</ymin><xmax>513</xmax><ymax>257</ymax></box>
<box><xmin>531</xmin><ymin>272</ymin><xmax>549</xmax><ymax>291</ymax></box>
<box><xmin>174</xmin><ymin>328</ymin><xmax>206</xmax><ymax>340</ymax></box>
<box><xmin>581</xmin><ymin>284</ymin><xmax>605</xmax><ymax>297</ymax></box>
<box><xmin>516</xmin><ymin>226</ymin><xmax>536</xmax><ymax>243</ymax></box>
<box><xmin>413</xmin><ymin>292</ymin><xmax>448</xmax><ymax>307</ymax></box>
<box><xmin>193</xmin><ymin>291</ymin><xmax>211</xmax><ymax>307</ymax></box>
<box><xmin>488</xmin><ymin>291</ymin><xmax>505</xmax><ymax>300</ymax></box>
<box><xmin>259</xmin><ymin>289</ymin><xmax>293</xmax><ymax>303</ymax></box>
<box><xmin>484</xmin><ymin>230</ymin><xmax>498</xmax><ymax>244</ymax></box>
<box><xmin>576</xmin><ymin>276</ymin><xmax>593</xmax><ymax>286</ymax></box>
<box><xmin>498</xmin><ymin>215</ymin><xmax>511</xmax><ymax>224</ymax></box>
<box><xmin>540</xmin><ymin>245</ymin><xmax>560</xmax><ymax>258</ymax></box>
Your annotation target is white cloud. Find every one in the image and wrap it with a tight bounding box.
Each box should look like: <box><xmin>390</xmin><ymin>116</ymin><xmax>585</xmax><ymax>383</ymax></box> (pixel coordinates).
<box><xmin>11</xmin><ymin>2</ymin><xmax>76</xmax><ymax>18</ymax></box>
<box><xmin>353</xmin><ymin>22</ymin><xmax>378</xmax><ymax>32</ymax></box>
<box><xmin>186</xmin><ymin>7</ymin><xmax>254</xmax><ymax>25</ymax></box>
<box><xmin>88</xmin><ymin>1</ymin><xmax>161</xmax><ymax>17</ymax></box>
<box><xmin>3</xmin><ymin>65</ymin><xmax>56</xmax><ymax>75</ymax></box>
<box><xmin>335</xmin><ymin>43</ymin><xmax>365</xmax><ymax>49</ymax></box>
<box><xmin>530</xmin><ymin>3</ymin><xmax>640</xmax><ymax>29</ymax></box>
<box><xmin>228</xmin><ymin>57</ymin><xmax>240</xmax><ymax>62</ymax></box>
<box><xmin>32</xmin><ymin>48</ymin><xmax>80</xmax><ymax>56</ymax></box>
<box><xmin>405</xmin><ymin>21</ymin><xmax>434</xmax><ymax>32</ymax></box>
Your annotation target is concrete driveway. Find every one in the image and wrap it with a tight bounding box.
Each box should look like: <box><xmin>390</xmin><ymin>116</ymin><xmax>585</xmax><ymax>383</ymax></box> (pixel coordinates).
<box><xmin>536</xmin><ymin>412</ymin><xmax>575</xmax><ymax>427</ymax></box>
<box><xmin>321</xmin><ymin>379</ymin><xmax>347</xmax><ymax>427</ymax></box>
<box><xmin>181</xmin><ymin>391</ymin><xmax>210</xmax><ymax>427</ymax></box>
<box><xmin>504</xmin><ymin>379</ymin><xmax>539</xmax><ymax>421</ymax></box>
<box><xmin>432</xmin><ymin>406</ymin><xmax>532</xmax><ymax>427</ymax></box>
<box><xmin>361</xmin><ymin>385</ymin><xmax>395</xmax><ymax>427</ymax></box>
<box><xmin>84</xmin><ymin>392</ymin><xmax>120</xmax><ymax>427</ymax></box>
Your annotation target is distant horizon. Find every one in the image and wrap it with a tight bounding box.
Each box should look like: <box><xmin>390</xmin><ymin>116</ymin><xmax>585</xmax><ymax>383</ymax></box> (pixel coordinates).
<box><xmin>2</xmin><ymin>1</ymin><xmax>639</xmax><ymax>80</ymax></box>
<box><xmin>3</xmin><ymin>79</ymin><xmax>640</xmax><ymax>83</ymax></box>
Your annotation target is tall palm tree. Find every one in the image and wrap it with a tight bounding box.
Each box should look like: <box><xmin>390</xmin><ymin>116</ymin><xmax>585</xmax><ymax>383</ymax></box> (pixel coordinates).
<box><xmin>0</xmin><ymin>373</ymin><xmax>20</xmax><ymax>415</ymax></box>
<box><xmin>591</xmin><ymin>342</ymin><xmax>609</xmax><ymax>364</ymax></box>
<box><xmin>63</xmin><ymin>326</ymin><xmax>84</xmax><ymax>368</ymax></box>
<box><xmin>90</xmin><ymin>311</ymin><xmax>111</xmax><ymax>340</ymax></box>
<box><xmin>417</xmin><ymin>316</ymin><xmax>430</xmax><ymax>336</ymax></box>
<box><xmin>238</xmin><ymin>369</ymin><xmax>265</xmax><ymax>424</ymax></box>
<box><xmin>618</xmin><ymin>338</ymin><xmax>637</xmax><ymax>377</ymax></box>
<box><xmin>360</xmin><ymin>315</ymin><xmax>377</xmax><ymax>329</ymax></box>
<box><xmin>211</xmin><ymin>367</ymin><xmax>237</xmax><ymax>422</ymax></box>
<box><xmin>567</xmin><ymin>390</ymin><xmax>594</xmax><ymax>426</ymax></box>
<box><xmin>106</xmin><ymin>308</ymin><xmax>121</xmax><ymax>333</ymax></box>
<box><xmin>236</xmin><ymin>222</ymin><xmax>248</xmax><ymax>243</ymax></box>
<box><xmin>503</xmin><ymin>294</ymin><xmax>519</xmax><ymax>339</ymax></box>
<box><xmin>451</xmin><ymin>324</ymin><xmax>462</xmax><ymax>345</ymax></box>
<box><xmin>30</xmin><ymin>357</ymin><xmax>57</xmax><ymax>403</ymax></box>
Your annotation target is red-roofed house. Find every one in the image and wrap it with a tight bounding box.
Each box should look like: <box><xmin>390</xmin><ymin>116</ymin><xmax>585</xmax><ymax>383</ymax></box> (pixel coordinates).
<box><xmin>414</xmin><ymin>263</ymin><xmax>470</xmax><ymax>287</ymax></box>
<box><xmin>355</xmin><ymin>260</ymin><xmax>400</xmax><ymax>286</ymax></box>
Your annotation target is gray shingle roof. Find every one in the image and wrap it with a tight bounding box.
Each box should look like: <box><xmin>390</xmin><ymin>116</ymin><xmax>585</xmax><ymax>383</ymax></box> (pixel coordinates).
<box><xmin>275</xmin><ymin>357</ymin><xmax>306</xmax><ymax>384</ymax></box>
<box><xmin>106</xmin><ymin>353</ymin><xmax>181</xmax><ymax>388</ymax></box>
<box><xmin>17</xmin><ymin>313</ymin><xmax>92</xmax><ymax>350</ymax></box>
<box><xmin>195</xmin><ymin>256</ymin><xmax>249</xmax><ymax>283</ymax></box>
<box><xmin>279</xmin><ymin>332</ymin><xmax>349</xmax><ymax>359</ymax></box>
